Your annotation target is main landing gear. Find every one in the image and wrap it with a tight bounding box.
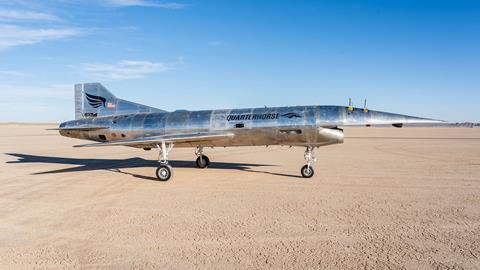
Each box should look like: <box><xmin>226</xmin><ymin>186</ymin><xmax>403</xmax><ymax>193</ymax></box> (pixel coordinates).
<box><xmin>195</xmin><ymin>146</ymin><xmax>210</xmax><ymax>169</ymax></box>
<box><xmin>155</xmin><ymin>144</ymin><xmax>211</xmax><ymax>181</ymax></box>
<box><xmin>154</xmin><ymin>143</ymin><xmax>314</xmax><ymax>180</ymax></box>
<box><xmin>155</xmin><ymin>142</ymin><xmax>174</xmax><ymax>181</ymax></box>
<box><xmin>301</xmin><ymin>146</ymin><xmax>316</xmax><ymax>178</ymax></box>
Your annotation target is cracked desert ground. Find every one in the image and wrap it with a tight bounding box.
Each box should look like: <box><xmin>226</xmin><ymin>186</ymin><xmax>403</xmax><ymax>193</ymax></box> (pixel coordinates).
<box><xmin>1</xmin><ymin>124</ymin><xmax>479</xmax><ymax>269</ymax></box>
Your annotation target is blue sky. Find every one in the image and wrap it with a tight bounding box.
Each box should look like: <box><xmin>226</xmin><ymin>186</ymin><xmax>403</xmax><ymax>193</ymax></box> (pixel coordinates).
<box><xmin>0</xmin><ymin>0</ymin><xmax>478</xmax><ymax>122</ymax></box>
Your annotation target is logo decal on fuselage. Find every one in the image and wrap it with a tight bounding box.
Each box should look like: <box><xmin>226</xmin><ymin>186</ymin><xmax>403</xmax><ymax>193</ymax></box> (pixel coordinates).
<box><xmin>226</xmin><ymin>113</ymin><xmax>279</xmax><ymax>121</ymax></box>
<box><xmin>225</xmin><ymin>112</ymin><xmax>302</xmax><ymax>121</ymax></box>
<box><xmin>281</xmin><ymin>112</ymin><xmax>301</xmax><ymax>119</ymax></box>
<box><xmin>85</xmin><ymin>93</ymin><xmax>106</xmax><ymax>108</ymax></box>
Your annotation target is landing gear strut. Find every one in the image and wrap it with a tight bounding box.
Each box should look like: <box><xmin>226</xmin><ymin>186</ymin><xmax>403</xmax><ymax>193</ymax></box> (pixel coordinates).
<box><xmin>155</xmin><ymin>142</ymin><xmax>174</xmax><ymax>181</ymax></box>
<box><xmin>301</xmin><ymin>146</ymin><xmax>316</xmax><ymax>178</ymax></box>
<box><xmin>195</xmin><ymin>146</ymin><xmax>210</xmax><ymax>169</ymax></box>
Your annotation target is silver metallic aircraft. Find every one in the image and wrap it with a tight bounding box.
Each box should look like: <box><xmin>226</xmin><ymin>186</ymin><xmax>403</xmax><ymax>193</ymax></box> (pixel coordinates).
<box><xmin>55</xmin><ymin>83</ymin><xmax>443</xmax><ymax>181</ymax></box>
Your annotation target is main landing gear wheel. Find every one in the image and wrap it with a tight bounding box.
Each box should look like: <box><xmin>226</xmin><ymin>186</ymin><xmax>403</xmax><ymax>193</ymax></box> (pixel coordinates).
<box><xmin>195</xmin><ymin>146</ymin><xmax>210</xmax><ymax>169</ymax></box>
<box><xmin>196</xmin><ymin>155</ymin><xmax>210</xmax><ymax>169</ymax></box>
<box><xmin>301</xmin><ymin>165</ymin><xmax>314</xmax><ymax>178</ymax></box>
<box><xmin>156</xmin><ymin>164</ymin><xmax>173</xmax><ymax>181</ymax></box>
<box><xmin>155</xmin><ymin>142</ymin><xmax>175</xmax><ymax>181</ymax></box>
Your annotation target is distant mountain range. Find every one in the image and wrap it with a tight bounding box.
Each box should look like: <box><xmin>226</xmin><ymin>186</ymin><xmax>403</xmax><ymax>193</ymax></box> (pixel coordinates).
<box><xmin>448</xmin><ymin>122</ymin><xmax>480</xmax><ymax>128</ymax></box>
<box><xmin>405</xmin><ymin>122</ymin><xmax>480</xmax><ymax>128</ymax></box>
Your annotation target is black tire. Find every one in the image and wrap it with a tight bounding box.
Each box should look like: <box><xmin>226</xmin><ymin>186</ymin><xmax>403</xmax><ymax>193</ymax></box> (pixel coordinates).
<box><xmin>301</xmin><ymin>165</ymin><xmax>314</xmax><ymax>178</ymax></box>
<box><xmin>156</xmin><ymin>164</ymin><xmax>173</xmax><ymax>181</ymax></box>
<box><xmin>196</xmin><ymin>155</ymin><xmax>210</xmax><ymax>169</ymax></box>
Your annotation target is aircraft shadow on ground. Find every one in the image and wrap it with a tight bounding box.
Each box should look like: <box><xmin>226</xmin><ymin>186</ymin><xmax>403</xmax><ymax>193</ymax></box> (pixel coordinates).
<box><xmin>5</xmin><ymin>153</ymin><xmax>301</xmax><ymax>180</ymax></box>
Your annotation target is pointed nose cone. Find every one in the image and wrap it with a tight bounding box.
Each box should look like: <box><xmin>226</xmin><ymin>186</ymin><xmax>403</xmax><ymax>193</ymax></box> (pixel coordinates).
<box><xmin>368</xmin><ymin>110</ymin><xmax>446</xmax><ymax>126</ymax></box>
<box><xmin>342</xmin><ymin>107</ymin><xmax>446</xmax><ymax>126</ymax></box>
<box><xmin>401</xmin><ymin>115</ymin><xmax>446</xmax><ymax>124</ymax></box>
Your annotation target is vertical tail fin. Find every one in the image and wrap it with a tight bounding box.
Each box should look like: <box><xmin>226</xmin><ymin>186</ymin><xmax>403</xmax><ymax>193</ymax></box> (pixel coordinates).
<box><xmin>74</xmin><ymin>83</ymin><xmax>164</xmax><ymax>119</ymax></box>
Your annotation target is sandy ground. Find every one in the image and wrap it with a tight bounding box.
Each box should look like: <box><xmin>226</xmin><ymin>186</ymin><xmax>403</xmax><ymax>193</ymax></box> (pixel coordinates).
<box><xmin>0</xmin><ymin>124</ymin><xmax>479</xmax><ymax>269</ymax></box>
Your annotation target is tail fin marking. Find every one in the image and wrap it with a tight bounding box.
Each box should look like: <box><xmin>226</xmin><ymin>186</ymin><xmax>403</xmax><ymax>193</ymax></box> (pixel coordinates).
<box><xmin>74</xmin><ymin>83</ymin><xmax>164</xmax><ymax>120</ymax></box>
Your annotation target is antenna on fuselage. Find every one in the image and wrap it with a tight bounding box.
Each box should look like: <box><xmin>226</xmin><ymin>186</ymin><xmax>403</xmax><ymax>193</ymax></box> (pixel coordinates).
<box><xmin>363</xmin><ymin>99</ymin><xmax>368</xmax><ymax>113</ymax></box>
<box><xmin>348</xmin><ymin>98</ymin><xmax>353</xmax><ymax>111</ymax></box>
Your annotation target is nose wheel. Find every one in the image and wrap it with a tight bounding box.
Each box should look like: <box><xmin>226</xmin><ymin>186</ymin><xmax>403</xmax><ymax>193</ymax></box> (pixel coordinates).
<box><xmin>301</xmin><ymin>146</ymin><xmax>316</xmax><ymax>178</ymax></box>
<box><xmin>301</xmin><ymin>165</ymin><xmax>314</xmax><ymax>178</ymax></box>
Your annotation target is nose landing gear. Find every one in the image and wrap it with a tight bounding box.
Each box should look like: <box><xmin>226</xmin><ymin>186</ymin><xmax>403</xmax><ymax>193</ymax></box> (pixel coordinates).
<box><xmin>301</xmin><ymin>146</ymin><xmax>316</xmax><ymax>178</ymax></box>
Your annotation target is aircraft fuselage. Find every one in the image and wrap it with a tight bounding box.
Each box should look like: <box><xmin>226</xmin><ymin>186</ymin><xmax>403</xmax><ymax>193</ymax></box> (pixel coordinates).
<box><xmin>60</xmin><ymin>105</ymin><xmax>348</xmax><ymax>148</ymax></box>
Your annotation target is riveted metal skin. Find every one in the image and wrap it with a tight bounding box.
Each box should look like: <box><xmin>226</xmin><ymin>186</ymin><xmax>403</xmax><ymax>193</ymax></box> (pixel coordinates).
<box><xmin>59</xmin><ymin>105</ymin><xmax>441</xmax><ymax>149</ymax></box>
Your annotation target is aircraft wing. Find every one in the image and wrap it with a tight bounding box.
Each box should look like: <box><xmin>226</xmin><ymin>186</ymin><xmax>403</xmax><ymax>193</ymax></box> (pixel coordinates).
<box><xmin>73</xmin><ymin>132</ymin><xmax>234</xmax><ymax>148</ymax></box>
<box><xmin>47</xmin><ymin>126</ymin><xmax>110</xmax><ymax>131</ymax></box>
